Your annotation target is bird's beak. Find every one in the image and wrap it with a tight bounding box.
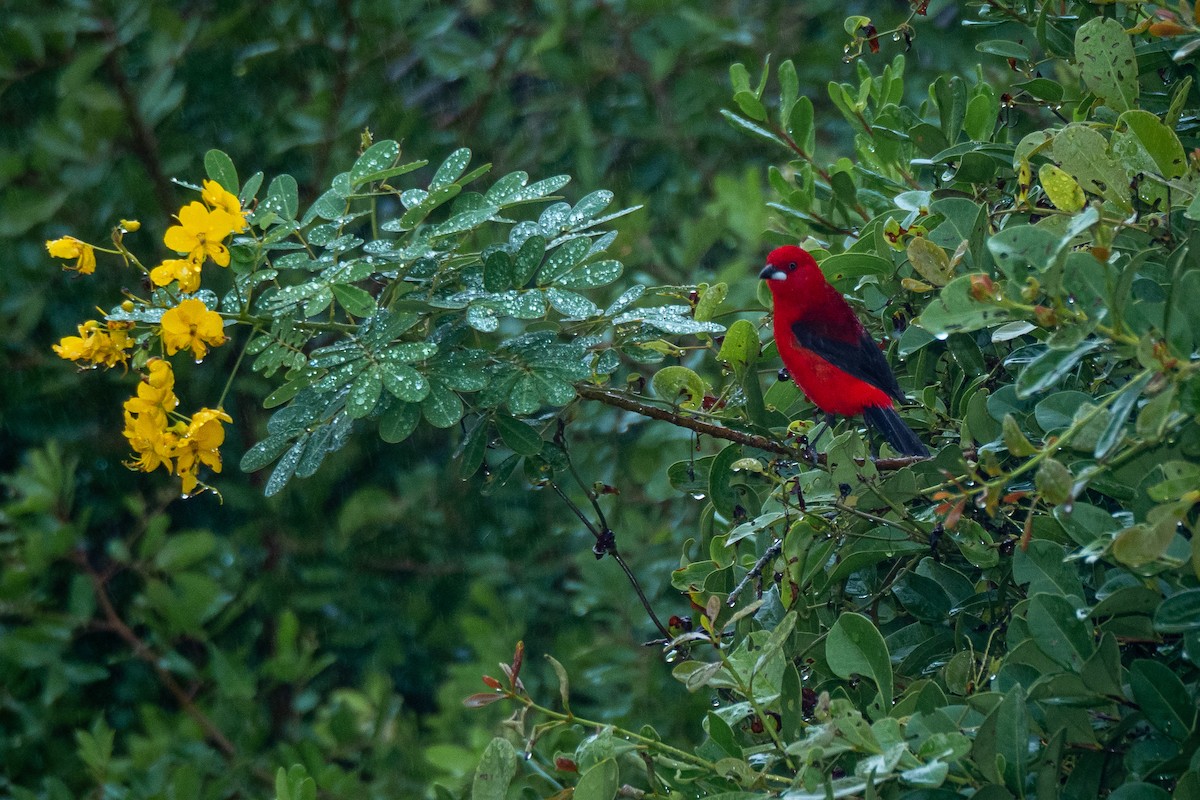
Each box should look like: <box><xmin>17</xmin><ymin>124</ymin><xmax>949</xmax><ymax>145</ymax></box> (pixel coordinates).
<box><xmin>759</xmin><ymin>265</ymin><xmax>787</xmax><ymax>281</ymax></box>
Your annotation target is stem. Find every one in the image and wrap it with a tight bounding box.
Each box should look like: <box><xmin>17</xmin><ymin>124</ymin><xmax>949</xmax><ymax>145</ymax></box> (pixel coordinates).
<box><xmin>73</xmin><ymin>552</ymin><xmax>236</xmax><ymax>758</ymax></box>
<box><xmin>575</xmin><ymin>383</ymin><xmax>927</xmax><ymax>471</ymax></box>
<box><xmin>216</xmin><ymin>329</ymin><xmax>258</xmax><ymax>409</ymax></box>
<box><xmin>98</xmin><ymin>16</ymin><xmax>175</xmax><ymax>214</ymax></box>
<box><xmin>548</xmin><ymin>481</ymin><xmax>671</xmax><ymax>640</ymax></box>
<box><xmin>508</xmin><ymin>693</ymin><xmax>794</xmax><ymax>788</ymax></box>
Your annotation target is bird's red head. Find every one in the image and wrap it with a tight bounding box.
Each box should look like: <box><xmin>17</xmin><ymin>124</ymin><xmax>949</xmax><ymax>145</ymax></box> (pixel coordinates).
<box><xmin>759</xmin><ymin>245</ymin><xmax>819</xmax><ymax>286</ymax></box>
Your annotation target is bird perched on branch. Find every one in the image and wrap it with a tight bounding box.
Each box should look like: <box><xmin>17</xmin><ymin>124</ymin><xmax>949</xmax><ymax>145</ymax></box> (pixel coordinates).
<box><xmin>759</xmin><ymin>245</ymin><xmax>929</xmax><ymax>457</ymax></box>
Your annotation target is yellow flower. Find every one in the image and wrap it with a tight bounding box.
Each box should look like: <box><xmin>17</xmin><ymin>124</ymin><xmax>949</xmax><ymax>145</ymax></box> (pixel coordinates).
<box><xmin>123</xmin><ymin>410</ymin><xmax>179</xmax><ymax>474</ymax></box>
<box><xmin>52</xmin><ymin>319</ymin><xmax>133</xmax><ymax>368</ymax></box>
<box><xmin>173</xmin><ymin>407</ymin><xmax>232</xmax><ymax>495</ymax></box>
<box><xmin>150</xmin><ymin>257</ymin><xmax>204</xmax><ymax>293</ymax></box>
<box><xmin>164</xmin><ymin>202</ymin><xmax>238</xmax><ymax>267</ymax></box>
<box><xmin>123</xmin><ymin>359</ymin><xmax>179</xmax><ymax>421</ymax></box>
<box><xmin>159</xmin><ymin>299</ymin><xmax>227</xmax><ymax>361</ymax></box>
<box><xmin>46</xmin><ymin>236</ymin><xmax>97</xmax><ymax>275</ymax></box>
<box><xmin>201</xmin><ymin>180</ymin><xmax>248</xmax><ymax>232</ymax></box>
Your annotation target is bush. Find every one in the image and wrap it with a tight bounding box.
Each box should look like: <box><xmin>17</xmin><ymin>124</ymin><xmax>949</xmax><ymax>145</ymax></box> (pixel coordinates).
<box><xmin>7</xmin><ymin>1</ymin><xmax>1200</xmax><ymax>798</ymax></box>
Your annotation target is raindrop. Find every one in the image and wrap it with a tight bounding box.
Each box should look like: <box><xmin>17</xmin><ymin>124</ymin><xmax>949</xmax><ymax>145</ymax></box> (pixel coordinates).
<box><xmin>934</xmin><ymin>332</ymin><xmax>949</xmax><ymax>341</ymax></box>
<box><xmin>690</xmin><ymin>492</ymin><xmax>707</xmax><ymax>501</ymax></box>
<box><xmin>1074</xmin><ymin>607</ymin><xmax>1089</xmax><ymax>621</ymax></box>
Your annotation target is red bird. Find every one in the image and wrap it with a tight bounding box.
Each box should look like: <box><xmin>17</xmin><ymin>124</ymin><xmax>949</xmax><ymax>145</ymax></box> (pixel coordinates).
<box><xmin>760</xmin><ymin>245</ymin><xmax>929</xmax><ymax>457</ymax></box>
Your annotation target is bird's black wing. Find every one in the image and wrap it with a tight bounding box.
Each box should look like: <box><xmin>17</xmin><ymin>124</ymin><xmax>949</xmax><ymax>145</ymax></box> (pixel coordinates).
<box><xmin>790</xmin><ymin>320</ymin><xmax>906</xmax><ymax>404</ymax></box>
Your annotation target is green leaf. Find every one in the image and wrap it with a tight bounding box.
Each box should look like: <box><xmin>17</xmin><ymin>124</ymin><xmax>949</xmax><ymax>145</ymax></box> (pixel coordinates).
<box><xmin>471</xmin><ymin>737</ymin><xmax>517</xmax><ymax>800</ymax></box>
<box><xmin>430</xmin><ymin>147</ymin><xmax>471</xmax><ymax>190</ymax></box>
<box><xmin>976</xmin><ymin>40</ymin><xmax>1032</xmax><ymax>61</ymax></box>
<box><xmin>651</xmin><ymin>366</ymin><xmax>706</xmax><ymax>410</ymax></box>
<box><xmin>483</xmin><ymin>250</ymin><xmax>513</xmax><ymax>292</ymax></box>
<box><xmin>1038</xmin><ymin>164</ymin><xmax>1085</xmax><ymax>212</ymax></box>
<box><xmin>1095</xmin><ymin>373</ymin><xmax>1150</xmax><ymax>458</ymax></box>
<box><xmin>1052</xmin><ymin>124</ymin><xmax>1132</xmax><ymax>212</ymax></box>
<box><xmin>494</xmin><ymin>414</ymin><xmax>543</xmax><ymax>456</ymax></box>
<box><xmin>456</xmin><ymin>419</ymin><xmax>488</xmax><ymax>478</ymax></box>
<box><xmin>265</xmin><ymin>437</ymin><xmax>306</xmax><ymax>497</ymax></box>
<box><xmin>1107</xmin><ymin>784</ymin><xmax>1172</xmax><ymax>800</ymax></box>
<box><xmin>241</xmin><ymin>435</ymin><xmax>294</xmax><ymax>473</ymax></box>
<box><xmin>1116</xmin><ymin>110</ymin><xmax>1187</xmax><ymax>179</ymax></box>
<box><xmin>917</xmin><ymin>274</ymin><xmax>1011</xmax><ymax>337</ymax></box>
<box><xmin>1015</xmin><ymin>340</ymin><xmax>1100</xmax><ymax>398</ymax></box>
<box><xmin>975</xmin><ymin>685</ymin><xmax>1030</xmax><ymax>793</ymax></box>
<box><xmin>720</xmin><ymin>109</ymin><xmax>787</xmax><ymax>148</ymax></box>
<box><xmin>381</xmin><ymin>364</ymin><xmax>430</xmax><ymax>402</ymax></box>
<box><xmin>203</xmin><ymin>149</ymin><xmax>238</xmax><ymax>193</ymax></box>
<box><xmin>1027</xmin><ymin>592</ymin><xmax>1094</xmax><ymax>671</ymax></box>
<box><xmin>546</xmin><ymin>287</ymin><xmax>599</xmax><ymax>319</ymax></box>
<box><xmin>262</xmin><ymin>174</ymin><xmax>300</xmax><ymax>221</ymax></box>
<box><xmin>555</xmin><ymin>258</ymin><xmax>622</xmax><ymax>290</ymax></box>
<box><xmin>694</xmin><ymin>282</ymin><xmax>727</xmax><ymax>322</ymax></box>
<box><xmin>1035</xmin><ymin>457</ymin><xmax>1073</xmax><ymax>505</ymax></box>
<box><xmin>512</xmin><ymin>234</ymin><xmax>546</xmax><ymax>286</ymax></box>
<box><xmin>422</xmin><ymin>383</ymin><xmax>463</xmax><ymax>428</ymax></box>
<box><xmin>573</xmin><ymin>759</ymin><xmax>619</xmax><ymax>800</ymax></box>
<box><xmin>331</xmin><ymin>284</ymin><xmax>376</xmax><ymax>318</ymax></box>
<box><xmin>1129</xmin><ymin>659</ymin><xmax>1196</xmax><ymax>742</ymax></box>
<box><xmin>347</xmin><ymin>367</ymin><xmax>383</xmax><ymax>420</ymax></box>
<box><xmin>988</xmin><ymin>224</ymin><xmax>1067</xmax><ymax>283</ymax></box>
<box><xmin>826</xmin><ymin>612</ymin><xmax>893</xmax><ymax>709</ymax></box>
<box><xmin>717</xmin><ymin>319</ymin><xmax>760</xmax><ymax>374</ymax></box>
<box><xmin>907</xmin><ymin>236</ymin><xmax>953</xmax><ymax>286</ymax></box>
<box><xmin>1075</xmin><ymin>17</ymin><xmax>1138</xmax><ymax>113</ymax></box>
<box><xmin>708</xmin><ymin>444</ymin><xmax>742</xmax><ymax>520</ymax></box>
<box><xmin>379</xmin><ymin>402</ymin><xmax>420</xmax><ymax>443</ymax></box>
<box><xmin>536</xmin><ymin>238</ymin><xmax>590</xmax><ymax>286</ymax></box>
<box><xmin>1112</xmin><ymin>511</ymin><xmax>1179</xmax><ymax>569</ymax></box>
<box><xmin>1154</xmin><ymin>589</ymin><xmax>1200</xmax><ymax>634</ymax></box>
<box><xmin>1012</xmin><ymin>540</ymin><xmax>1083</xmax><ymax>600</ymax></box>
<box><xmin>349</xmin><ymin>140</ymin><xmax>400</xmax><ymax>187</ymax></box>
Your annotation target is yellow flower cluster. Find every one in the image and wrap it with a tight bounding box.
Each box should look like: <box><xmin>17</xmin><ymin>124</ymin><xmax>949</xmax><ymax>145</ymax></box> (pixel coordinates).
<box><xmin>151</xmin><ymin>180</ymin><xmax>248</xmax><ymax>293</ymax></box>
<box><xmin>46</xmin><ymin>236</ymin><xmax>97</xmax><ymax>275</ymax></box>
<box><xmin>122</xmin><ymin>359</ymin><xmax>232</xmax><ymax>495</ymax></box>
<box><xmin>52</xmin><ymin>319</ymin><xmax>134</xmax><ymax>368</ymax></box>
<box><xmin>160</xmin><ymin>298</ymin><xmax>228</xmax><ymax>361</ymax></box>
<box><xmin>48</xmin><ymin>176</ymin><xmax>243</xmax><ymax>498</ymax></box>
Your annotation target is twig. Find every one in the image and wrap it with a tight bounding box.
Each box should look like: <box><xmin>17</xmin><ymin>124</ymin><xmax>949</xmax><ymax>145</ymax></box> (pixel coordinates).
<box><xmin>548</xmin><ymin>481</ymin><xmax>671</xmax><ymax>640</ymax></box>
<box><xmin>575</xmin><ymin>382</ymin><xmax>929</xmax><ymax>471</ymax></box>
<box><xmin>726</xmin><ymin>538</ymin><xmax>783</xmax><ymax>607</ymax></box>
<box><xmin>99</xmin><ymin>18</ymin><xmax>175</xmax><ymax>214</ymax></box>
<box><xmin>72</xmin><ymin>551</ymin><xmax>237</xmax><ymax>758</ymax></box>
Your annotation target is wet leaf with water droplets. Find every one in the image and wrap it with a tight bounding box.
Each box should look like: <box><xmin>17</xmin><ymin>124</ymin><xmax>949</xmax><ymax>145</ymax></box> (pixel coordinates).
<box><xmin>350</xmin><ymin>140</ymin><xmax>401</xmax><ymax>187</ymax></box>
<box><xmin>348</xmin><ymin>367</ymin><xmax>383</xmax><ymax>419</ymax></box>
<box><xmin>381</xmin><ymin>364</ymin><xmax>429</xmax><ymax>402</ymax></box>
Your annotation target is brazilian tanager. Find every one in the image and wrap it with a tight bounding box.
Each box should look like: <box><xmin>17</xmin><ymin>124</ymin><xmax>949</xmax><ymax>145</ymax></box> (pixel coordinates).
<box><xmin>760</xmin><ymin>245</ymin><xmax>929</xmax><ymax>457</ymax></box>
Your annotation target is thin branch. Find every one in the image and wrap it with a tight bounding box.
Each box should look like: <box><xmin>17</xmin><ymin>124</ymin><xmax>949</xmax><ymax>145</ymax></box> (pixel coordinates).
<box><xmin>72</xmin><ymin>552</ymin><xmax>237</xmax><ymax>758</ymax></box>
<box><xmin>548</xmin><ymin>481</ymin><xmax>671</xmax><ymax>641</ymax></box>
<box><xmin>99</xmin><ymin>18</ymin><xmax>175</xmax><ymax>214</ymax></box>
<box><xmin>726</xmin><ymin>538</ymin><xmax>783</xmax><ymax>607</ymax></box>
<box><xmin>575</xmin><ymin>382</ymin><xmax>929</xmax><ymax>471</ymax></box>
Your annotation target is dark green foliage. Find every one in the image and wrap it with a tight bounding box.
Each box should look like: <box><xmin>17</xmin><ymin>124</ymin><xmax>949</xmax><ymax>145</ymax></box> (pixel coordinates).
<box><xmin>7</xmin><ymin>1</ymin><xmax>1200</xmax><ymax>799</ymax></box>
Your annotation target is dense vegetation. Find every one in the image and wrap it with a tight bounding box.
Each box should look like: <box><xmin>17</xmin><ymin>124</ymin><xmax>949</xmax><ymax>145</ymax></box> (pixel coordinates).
<box><xmin>3</xmin><ymin>2</ymin><xmax>1200</xmax><ymax>798</ymax></box>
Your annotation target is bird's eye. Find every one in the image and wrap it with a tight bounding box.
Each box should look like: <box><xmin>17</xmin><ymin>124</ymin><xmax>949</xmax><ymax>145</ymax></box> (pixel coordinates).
<box><xmin>787</xmin><ymin>261</ymin><xmax>797</xmax><ymax>271</ymax></box>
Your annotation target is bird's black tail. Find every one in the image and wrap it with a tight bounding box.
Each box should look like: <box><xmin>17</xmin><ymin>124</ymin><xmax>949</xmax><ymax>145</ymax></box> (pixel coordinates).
<box><xmin>863</xmin><ymin>405</ymin><xmax>929</xmax><ymax>457</ymax></box>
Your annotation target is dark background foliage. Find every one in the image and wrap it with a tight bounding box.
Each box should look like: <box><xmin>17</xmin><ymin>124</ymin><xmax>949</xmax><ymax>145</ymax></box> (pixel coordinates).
<box><xmin>0</xmin><ymin>1</ymin><xmax>1046</xmax><ymax>797</ymax></box>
